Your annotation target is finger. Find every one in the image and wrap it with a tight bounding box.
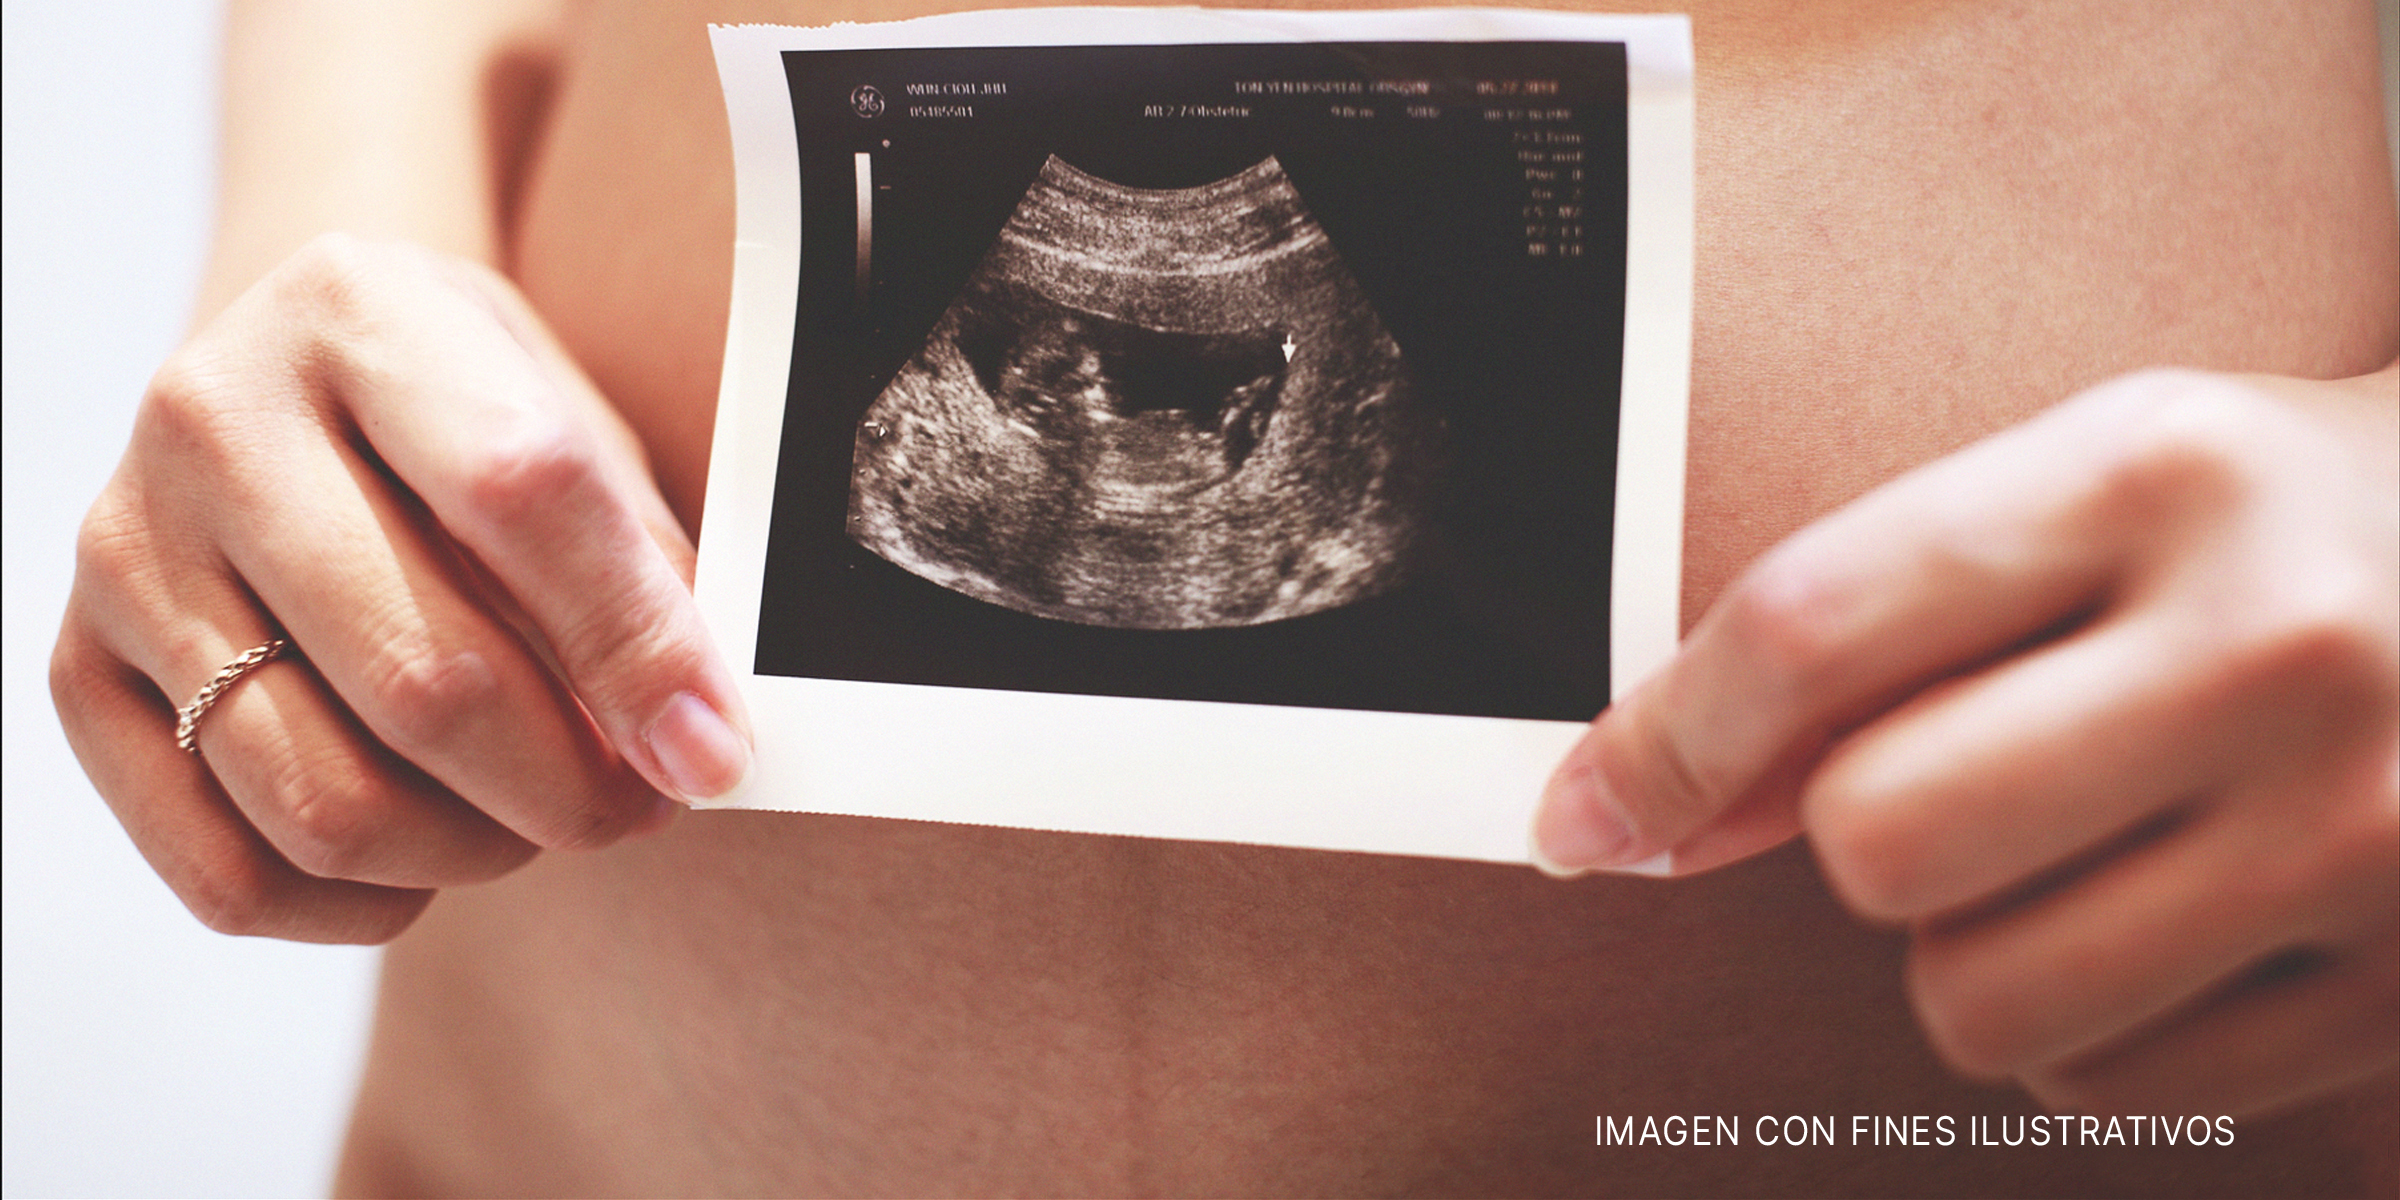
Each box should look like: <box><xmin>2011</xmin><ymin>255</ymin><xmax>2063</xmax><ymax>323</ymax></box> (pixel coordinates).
<box><xmin>283</xmin><ymin>238</ymin><xmax>750</xmax><ymax>803</ymax></box>
<box><xmin>72</xmin><ymin>499</ymin><xmax>558</xmax><ymax>882</ymax></box>
<box><xmin>1807</xmin><ymin>582</ymin><xmax>2394</xmax><ymax>920</ymax></box>
<box><xmin>1902</xmin><ymin>770</ymin><xmax>2388</xmax><ymax>1081</ymax></box>
<box><xmin>2024</xmin><ymin>940</ymin><xmax>2400</xmax><ymax>1118</ymax></box>
<box><xmin>50</xmin><ymin>623</ymin><xmax>432</xmax><ymax>944</ymax></box>
<box><xmin>206</xmin><ymin>421</ymin><xmax>668</xmax><ymax>850</ymax></box>
<box><xmin>1651</xmin><ymin>758</ymin><xmax>1806</xmax><ymax>875</ymax></box>
<box><xmin>1533</xmin><ymin>372</ymin><xmax>2234</xmax><ymax>874</ymax></box>
<box><xmin>198</xmin><ymin>655</ymin><xmax>541</xmax><ymax>889</ymax></box>
<box><xmin>1800</xmin><ymin>612</ymin><xmax>2227</xmax><ymax>921</ymax></box>
<box><xmin>435</xmin><ymin>256</ymin><xmax>696</xmax><ymax>571</ymax></box>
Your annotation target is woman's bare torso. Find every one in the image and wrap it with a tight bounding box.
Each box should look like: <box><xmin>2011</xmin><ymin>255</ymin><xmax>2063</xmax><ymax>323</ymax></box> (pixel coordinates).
<box><xmin>339</xmin><ymin>2</ymin><xmax>2399</xmax><ymax>1194</ymax></box>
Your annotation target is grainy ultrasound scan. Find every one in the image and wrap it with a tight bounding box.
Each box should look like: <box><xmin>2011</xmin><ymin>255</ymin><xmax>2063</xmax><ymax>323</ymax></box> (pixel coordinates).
<box><xmin>850</xmin><ymin>154</ymin><xmax>1438</xmax><ymax>629</ymax></box>
<box><xmin>761</xmin><ymin>40</ymin><xmax>1631</xmax><ymax>719</ymax></box>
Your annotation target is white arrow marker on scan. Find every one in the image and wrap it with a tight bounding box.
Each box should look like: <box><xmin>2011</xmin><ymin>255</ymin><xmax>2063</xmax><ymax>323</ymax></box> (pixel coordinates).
<box><xmin>1281</xmin><ymin>333</ymin><xmax>1297</xmax><ymax>362</ymax></box>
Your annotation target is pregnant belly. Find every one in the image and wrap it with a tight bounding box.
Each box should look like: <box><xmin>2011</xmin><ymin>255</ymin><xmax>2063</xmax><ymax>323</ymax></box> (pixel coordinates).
<box><xmin>337</xmin><ymin>0</ymin><xmax>2398</xmax><ymax>1194</ymax></box>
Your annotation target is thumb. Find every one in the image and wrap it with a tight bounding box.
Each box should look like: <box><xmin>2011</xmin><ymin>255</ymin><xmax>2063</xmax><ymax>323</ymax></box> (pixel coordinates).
<box><xmin>1531</xmin><ymin>669</ymin><xmax>1759</xmax><ymax>877</ymax></box>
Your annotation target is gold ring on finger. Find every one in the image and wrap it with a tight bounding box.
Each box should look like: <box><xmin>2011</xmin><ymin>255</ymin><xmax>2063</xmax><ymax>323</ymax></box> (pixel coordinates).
<box><xmin>174</xmin><ymin>637</ymin><xmax>293</xmax><ymax>756</ymax></box>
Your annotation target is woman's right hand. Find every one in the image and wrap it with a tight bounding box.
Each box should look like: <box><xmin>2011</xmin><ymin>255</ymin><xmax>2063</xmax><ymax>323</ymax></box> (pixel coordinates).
<box><xmin>50</xmin><ymin>234</ymin><xmax>752</xmax><ymax>943</ymax></box>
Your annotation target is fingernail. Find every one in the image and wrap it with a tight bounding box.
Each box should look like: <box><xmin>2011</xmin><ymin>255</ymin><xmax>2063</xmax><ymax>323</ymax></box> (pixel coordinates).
<box><xmin>1531</xmin><ymin>762</ymin><xmax>1636</xmax><ymax>877</ymax></box>
<box><xmin>646</xmin><ymin>692</ymin><xmax>752</xmax><ymax>805</ymax></box>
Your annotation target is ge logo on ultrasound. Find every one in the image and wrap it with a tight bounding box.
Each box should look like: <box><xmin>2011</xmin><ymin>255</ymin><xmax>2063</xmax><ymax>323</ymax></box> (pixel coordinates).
<box><xmin>851</xmin><ymin>85</ymin><xmax>885</xmax><ymax>118</ymax></box>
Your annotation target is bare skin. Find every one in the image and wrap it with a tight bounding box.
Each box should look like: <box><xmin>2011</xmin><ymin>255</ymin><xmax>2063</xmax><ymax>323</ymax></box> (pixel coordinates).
<box><xmin>49</xmin><ymin>0</ymin><xmax>2398</xmax><ymax>1194</ymax></box>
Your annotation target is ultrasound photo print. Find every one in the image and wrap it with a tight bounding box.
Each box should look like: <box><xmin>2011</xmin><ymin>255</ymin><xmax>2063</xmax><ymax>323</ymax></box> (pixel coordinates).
<box><xmin>849</xmin><ymin>154</ymin><xmax>1440</xmax><ymax>630</ymax></box>
<box><xmin>759</xmin><ymin>40</ymin><xmax>1632</xmax><ymax>720</ymax></box>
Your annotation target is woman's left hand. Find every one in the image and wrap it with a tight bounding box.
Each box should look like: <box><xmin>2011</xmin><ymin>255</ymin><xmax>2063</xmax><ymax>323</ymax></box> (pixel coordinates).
<box><xmin>1533</xmin><ymin>363</ymin><xmax>2398</xmax><ymax>1117</ymax></box>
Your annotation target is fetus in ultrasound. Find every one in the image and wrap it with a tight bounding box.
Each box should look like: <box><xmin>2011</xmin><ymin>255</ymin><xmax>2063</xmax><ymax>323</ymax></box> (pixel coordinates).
<box><xmin>849</xmin><ymin>155</ymin><xmax>1441</xmax><ymax>629</ymax></box>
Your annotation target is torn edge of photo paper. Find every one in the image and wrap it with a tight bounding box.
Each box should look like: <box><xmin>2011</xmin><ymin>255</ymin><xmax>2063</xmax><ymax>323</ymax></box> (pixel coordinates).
<box><xmin>696</xmin><ymin>8</ymin><xmax>1692</xmax><ymax>864</ymax></box>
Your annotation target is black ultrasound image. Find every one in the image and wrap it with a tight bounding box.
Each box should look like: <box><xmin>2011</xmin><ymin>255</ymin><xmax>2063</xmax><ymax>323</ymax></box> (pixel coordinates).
<box><xmin>849</xmin><ymin>156</ymin><xmax>1440</xmax><ymax>629</ymax></box>
<box><xmin>762</xmin><ymin>41</ymin><xmax>1630</xmax><ymax>720</ymax></box>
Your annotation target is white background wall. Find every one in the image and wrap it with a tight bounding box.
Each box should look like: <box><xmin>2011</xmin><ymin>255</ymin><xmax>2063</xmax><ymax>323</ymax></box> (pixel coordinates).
<box><xmin>2</xmin><ymin>4</ymin><xmax>381</xmax><ymax>1197</ymax></box>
